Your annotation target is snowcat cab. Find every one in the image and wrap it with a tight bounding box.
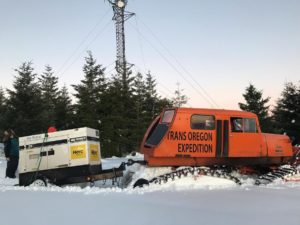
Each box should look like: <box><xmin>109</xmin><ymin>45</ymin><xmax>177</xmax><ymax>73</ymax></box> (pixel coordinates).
<box><xmin>141</xmin><ymin>108</ymin><xmax>293</xmax><ymax>167</ymax></box>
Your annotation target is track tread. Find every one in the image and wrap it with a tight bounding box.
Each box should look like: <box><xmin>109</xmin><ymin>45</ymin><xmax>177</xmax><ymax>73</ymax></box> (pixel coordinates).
<box><xmin>255</xmin><ymin>165</ymin><xmax>299</xmax><ymax>185</ymax></box>
<box><xmin>134</xmin><ymin>166</ymin><xmax>242</xmax><ymax>188</ymax></box>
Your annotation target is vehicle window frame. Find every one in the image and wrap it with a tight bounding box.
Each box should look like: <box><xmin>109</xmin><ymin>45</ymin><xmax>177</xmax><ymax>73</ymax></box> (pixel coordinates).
<box><xmin>230</xmin><ymin>117</ymin><xmax>258</xmax><ymax>133</ymax></box>
<box><xmin>243</xmin><ymin>118</ymin><xmax>257</xmax><ymax>133</ymax></box>
<box><xmin>161</xmin><ymin>110</ymin><xmax>175</xmax><ymax>124</ymax></box>
<box><xmin>230</xmin><ymin>117</ymin><xmax>244</xmax><ymax>133</ymax></box>
<box><xmin>190</xmin><ymin>114</ymin><xmax>216</xmax><ymax>130</ymax></box>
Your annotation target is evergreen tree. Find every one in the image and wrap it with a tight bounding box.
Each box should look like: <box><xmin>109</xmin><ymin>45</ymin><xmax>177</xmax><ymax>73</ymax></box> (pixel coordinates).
<box><xmin>55</xmin><ymin>85</ymin><xmax>74</xmax><ymax>130</ymax></box>
<box><xmin>72</xmin><ymin>51</ymin><xmax>106</xmax><ymax>128</ymax></box>
<box><xmin>0</xmin><ymin>87</ymin><xmax>7</xmax><ymax>137</ymax></box>
<box><xmin>172</xmin><ymin>82</ymin><xmax>188</xmax><ymax>107</ymax></box>
<box><xmin>144</xmin><ymin>72</ymin><xmax>158</xmax><ymax>120</ymax></box>
<box><xmin>126</xmin><ymin>71</ymin><xmax>174</xmax><ymax>153</ymax></box>
<box><xmin>0</xmin><ymin>88</ymin><xmax>5</xmax><ymax>107</ymax></box>
<box><xmin>238</xmin><ymin>84</ymin><xmax>272</xmax><ymax>132</ymax></box>
<box><xmin>156</xmin><ymin>97</ymin><xmax>173</xmax><ymax>111</ymax></box>
<box><xmin>273</xmin><ymin>82</ymin><xmax>300</xmax><ymax>145</ymax></box>
<box><xmin>100</xmin><ymin>80</ymin><xmax>123</xmax><ymax>157</ymax></box>
<box><xmin>144</xmin><ymin>72</ymin><xmax>173</xmax><ymax>117</ymax></box>
<box><xmin>131</xmin><ymin>72</ymin><xmax>147</xmax><ymax>150</ymax></box>
<box><xmin>6</xmin><ymin>62</ymin><xmax>45</xmax><ymax>136</ymax></box>
<box><xmin>133</xmin><ymin>72</ymin><xmax>146</xmax><ymax>111</ymax></box>
<box><xmin>103</xmin><ymin>62</ymin><xmax>137</xmax><ymax>156</ymax></box>
<box><xmin>39</xmin><ymin>65</ymin><xmax>59</xmax><ymax>127</ymax></box>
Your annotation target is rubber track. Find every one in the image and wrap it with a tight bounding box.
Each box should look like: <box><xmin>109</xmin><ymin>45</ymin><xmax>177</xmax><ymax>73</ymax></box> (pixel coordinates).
<box><xmin>147</xmin><ymin>167</ymin><xmax>242</xmax><ymax>186</ymax></box>
<box><xmin>255</xmin><ymin>165</ymin><xmax>299</xmax><ymax>185</ymax></box>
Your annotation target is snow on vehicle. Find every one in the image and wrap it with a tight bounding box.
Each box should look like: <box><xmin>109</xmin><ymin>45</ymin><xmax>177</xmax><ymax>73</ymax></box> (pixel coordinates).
<box><xmin>19</xmin><ymin>127</ymin><xmax>124</xmax><ymax>186</ymax></box>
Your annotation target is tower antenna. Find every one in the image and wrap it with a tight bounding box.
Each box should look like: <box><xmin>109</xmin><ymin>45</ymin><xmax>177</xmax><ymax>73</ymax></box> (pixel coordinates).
<box><xmin>106</xmin><ymin>0</ymin><xmax>134</xmax><ymax>77</ymax></box>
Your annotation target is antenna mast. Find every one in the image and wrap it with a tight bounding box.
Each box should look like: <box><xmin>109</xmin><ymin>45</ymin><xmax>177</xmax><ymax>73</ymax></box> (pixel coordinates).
<box><xmin>107</xmin><ymin>0</ymin><xmax>134</xmax><ymax>77</ymax></box>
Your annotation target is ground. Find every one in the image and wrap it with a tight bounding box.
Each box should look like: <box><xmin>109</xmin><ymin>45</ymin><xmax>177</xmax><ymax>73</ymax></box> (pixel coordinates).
<box><xmin>0</xmin><ymin>155</ymin><xmax>300</xmax><ymax>225</ymax></box>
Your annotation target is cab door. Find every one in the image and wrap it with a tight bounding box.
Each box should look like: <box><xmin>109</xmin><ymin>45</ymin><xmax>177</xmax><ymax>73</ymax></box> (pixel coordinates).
<box><xmin>229</xmin><ymin>117</ymin><xmax>266</xmax><ymax>157</ymax></box>
<box><xmin>215</xmin><ymin>119</ymin><xmax>229</xmax><ymax>157</ymax></box>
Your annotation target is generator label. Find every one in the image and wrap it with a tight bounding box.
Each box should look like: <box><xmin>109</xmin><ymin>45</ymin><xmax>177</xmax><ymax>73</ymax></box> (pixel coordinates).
<box><xmin>90</xmin><ymin>144</ymin><xmax>100</xmax><ymax>161</ymax></box>
<box><xmin>70</xmin><ymin>144</ymin><xmax>87</xmax><ymax>159</ymax></box>
<box><xmin>70</xmin><ymin>136</ymin><xmax>87</xmax><ymax>143</ymax></box>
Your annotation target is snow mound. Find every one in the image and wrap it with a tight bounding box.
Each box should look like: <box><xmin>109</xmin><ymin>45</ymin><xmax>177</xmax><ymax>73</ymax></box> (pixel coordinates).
<box><xmin>1</xmin><ymin>156</ymin><xmax>300</xmax><ymax>194</ymax></box>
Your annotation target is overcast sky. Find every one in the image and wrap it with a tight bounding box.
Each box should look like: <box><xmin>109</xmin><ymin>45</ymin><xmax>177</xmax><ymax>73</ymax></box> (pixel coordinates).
<box><xmin>0</xmin><ymin>0</ymin><xmax>299</xmax><ymax>109</ymax></box>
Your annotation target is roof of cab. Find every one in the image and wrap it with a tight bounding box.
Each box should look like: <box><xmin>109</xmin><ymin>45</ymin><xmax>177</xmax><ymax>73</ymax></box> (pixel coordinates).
<box><xmin>173</xmin><ymin>107</ymin><xmax>257</xmax><ymax>118</ymax></box>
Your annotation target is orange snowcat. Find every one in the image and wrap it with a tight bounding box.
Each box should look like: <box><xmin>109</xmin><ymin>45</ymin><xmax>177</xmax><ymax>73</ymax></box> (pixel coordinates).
<box><xmin>141</xmin><ymin>108</ymin><xmax>293</xmax><ymax>167</ymax></box>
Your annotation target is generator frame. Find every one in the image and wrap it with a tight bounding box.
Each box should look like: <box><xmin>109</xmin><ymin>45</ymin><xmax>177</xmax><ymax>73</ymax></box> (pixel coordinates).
<box><xmin>19</xmin><ymin>163</ymin><xmax>125</xmax><ymax>186</ymax></box>
<box><xmin>18</xmin><ymin>127</ymin><xmax>125</xmax><ymax>186</ymax></box>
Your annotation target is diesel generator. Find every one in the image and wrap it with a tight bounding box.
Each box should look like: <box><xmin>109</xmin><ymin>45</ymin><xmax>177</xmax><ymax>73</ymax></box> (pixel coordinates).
<box><xmin>19</xmin><ymin>127</ymin><xmax>124</xmax><ymax>186</ymax></box>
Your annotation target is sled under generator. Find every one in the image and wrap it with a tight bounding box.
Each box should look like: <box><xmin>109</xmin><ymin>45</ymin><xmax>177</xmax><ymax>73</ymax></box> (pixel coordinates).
<box><xmin>18</xmin><ymin>127</ymin><xmax>124</xmax><ymax>186</ymax></box>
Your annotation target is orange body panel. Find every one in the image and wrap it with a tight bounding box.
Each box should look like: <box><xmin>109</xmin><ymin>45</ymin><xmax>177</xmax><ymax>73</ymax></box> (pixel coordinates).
<box><xmin>141</xmin><ymin>108</ymin><xmax>293</xmax><ymax>167</ymax></box>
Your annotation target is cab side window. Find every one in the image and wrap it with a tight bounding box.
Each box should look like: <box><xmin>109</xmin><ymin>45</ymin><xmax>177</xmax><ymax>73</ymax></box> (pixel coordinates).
<box><xmin>230</xmin><ymin>117</ymin><xmax>257</xmax><ymax>133</ymax></box>
<box><xmin>161</xmin><ymin>110</ymin><xmax>175</xmax><ymax>123</ymax></box>
<box><xmin>191</xmin><ymin>115</ymin><xmax>215</xmax><ymax>130</ymax></box>
<box><xmin>231</xmin><ymin>117</ymin><xmax>243</xmax><ymax>132</ymax></box>
<box><xmin>244</xmin><ymin>118</ymin><xmax>257</xmax><ymax>133</ymax></box>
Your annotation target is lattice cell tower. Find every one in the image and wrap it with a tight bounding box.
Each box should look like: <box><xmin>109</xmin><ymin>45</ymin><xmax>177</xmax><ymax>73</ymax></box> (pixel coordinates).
<box><xmin>107</xmin><ymin>0</ymin><xmax>134</xmax><ymax>77</ymax></box>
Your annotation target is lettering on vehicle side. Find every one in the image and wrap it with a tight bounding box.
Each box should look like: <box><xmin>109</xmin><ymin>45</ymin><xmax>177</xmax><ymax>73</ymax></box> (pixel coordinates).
<box><xmin>177</xmin><ymin>143</ymin><xmax>213</xmax><ymax>153</ymax></box>
<box><xmin>167</xmin><ymin>131</ymin><xmax>213</xmax><ymax>141</ymax></box>
<box><xmin>167</xmin><ymin>131</ymin><xmax>213</xmax><ymax>153</ymax></box>
<box><xmin>275</xmin><ymin>145</ymin><xmax>283</xmax><ymax>153</ymax></box>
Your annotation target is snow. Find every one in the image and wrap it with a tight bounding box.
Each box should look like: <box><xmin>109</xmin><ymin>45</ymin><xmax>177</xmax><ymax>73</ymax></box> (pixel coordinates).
<box><xmin>0</xmin><ymin>155</ymin><xmax>300</xmax><ymax>225</ymax></box>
